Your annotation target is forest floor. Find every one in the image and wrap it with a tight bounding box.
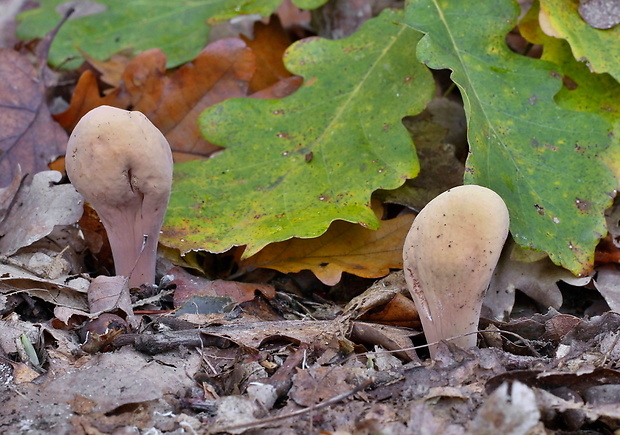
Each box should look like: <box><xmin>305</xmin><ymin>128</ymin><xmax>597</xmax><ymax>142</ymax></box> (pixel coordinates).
<box><xmin>2</xmin><ymin>269</ymin><xmax>620</xmax><ymax>434</ymax></box>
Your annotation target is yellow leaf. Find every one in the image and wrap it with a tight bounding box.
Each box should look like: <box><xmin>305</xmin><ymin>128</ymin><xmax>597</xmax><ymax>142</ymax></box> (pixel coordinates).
<box><xmin>241</xmin><ymin>212</ymin><xmax>414</xmax><ymax>286</ymax></box>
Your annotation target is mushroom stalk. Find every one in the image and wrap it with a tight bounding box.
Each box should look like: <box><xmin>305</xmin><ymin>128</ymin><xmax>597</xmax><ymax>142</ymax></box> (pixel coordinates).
<box><xmin>66</xmin><ymin>105</ymin><xmax>173</xmax><ymax>288</ymax></box>
<box><xmin>402</xmin><ymin>185</ymin><xmax>509</xmax><ymax>358</ymax></box>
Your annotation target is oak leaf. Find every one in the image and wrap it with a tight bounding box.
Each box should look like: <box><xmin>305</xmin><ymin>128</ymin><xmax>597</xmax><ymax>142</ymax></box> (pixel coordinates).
<box><xmin>241</xmin><ymin>208</ymin><xmax>414</xmax><ymax>285</ymax></box>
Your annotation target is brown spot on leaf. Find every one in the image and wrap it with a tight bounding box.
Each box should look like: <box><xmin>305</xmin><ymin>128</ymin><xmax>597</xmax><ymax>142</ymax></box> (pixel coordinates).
<box><xmin>575</xmin><ymin>198</ymin><xmax>591</xmax><ymax>212</ymax></box>
<box><xmin>534</xmin><ymin>203</ymin><xmax>545</xmax><ymax>216</ymax></box>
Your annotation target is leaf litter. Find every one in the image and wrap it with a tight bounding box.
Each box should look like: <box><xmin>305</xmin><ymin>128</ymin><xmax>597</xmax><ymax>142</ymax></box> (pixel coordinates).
<box><xmin>1</xmin><ymin>1</ymin><xmax>620</xmax><ymax>434</ymax></box>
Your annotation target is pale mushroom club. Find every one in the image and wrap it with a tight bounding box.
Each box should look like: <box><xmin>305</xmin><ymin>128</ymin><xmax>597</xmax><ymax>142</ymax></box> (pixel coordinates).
<box><xmin>66</xmin><ymin>105</ymin><xmax>173</xmax><ymax>288</ymax></box>
<box><xmin>402</xmin><ymin>185</ymin><xmax>510</xmax><ymax>358</ymax></box>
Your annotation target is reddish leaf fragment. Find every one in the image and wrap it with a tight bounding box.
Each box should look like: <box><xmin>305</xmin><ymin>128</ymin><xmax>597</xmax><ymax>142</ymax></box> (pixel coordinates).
<box><xmin>81</xmin><ymin>50</ymin><xmax>134</xmax><ymax>88</ymax></box>
<box><xmin>140</xmin><ymin>39</ymin><xmax>256</xmax><ymax>157</ymax></box>
<box><xmin>0</xmin><ymin>49</ymin><xmax>67</xmax><ymax>187</ymax></box>
<box><xmin>57</xmin><ymin>39</ymin><xmax>259</xmax><ymax>160</ymax></box>
<box><xmin>169</xmin><ymin>266</ymin><xmax>275</xmax><ymax>307</ymax></box>
<box><xmin>53</xmin><ymin>70</ymin><xmax>109</xmax><ymax>131</ymax></box>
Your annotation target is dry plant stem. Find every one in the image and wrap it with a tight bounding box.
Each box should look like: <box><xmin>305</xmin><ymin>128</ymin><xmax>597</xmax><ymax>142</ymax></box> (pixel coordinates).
<box><xmin>66</xmin><ymin>105</ymin><xmax>173</xmax><ymax>287</ymax></box>
<box><xmin>403</xmin><ymin>185</ymin><xmax>509</xmax><ymax>358</ymax></box>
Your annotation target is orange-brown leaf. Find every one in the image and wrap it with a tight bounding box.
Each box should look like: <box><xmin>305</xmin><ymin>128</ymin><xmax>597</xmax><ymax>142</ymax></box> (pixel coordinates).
<box><xmin>242</xmin><ymin>213</ymin><xmax>415</xmax><ymax>285</ymax></box>
<box><xmin>242</xmin><ymin>16</ymin><xmax>294</xmax><ymax>92</ymax></box>
<box><xmin>56</xmin><ymin>38</ymin><xmax>302</xmax><ymax>164</ymax></box>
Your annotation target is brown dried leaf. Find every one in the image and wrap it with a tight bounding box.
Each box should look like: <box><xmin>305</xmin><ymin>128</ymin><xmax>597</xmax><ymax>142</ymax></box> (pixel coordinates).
<box><xmin>41</xmin><ymin>347</ymin><xmax>202</xmax><ymax>414</ymax></box>
<box><xmin>343</xmin><ymin>271</ymin><xmax>420</xmax><ymax>328</ymax></box>
<box><xmin>241</xmin><ymin>16</ymin><xmax>293</xmax><ymax>92</ymax></box>
<box><xmin>81</xmin><ymin>49</ymin><xmax>134</xmax><ymax>88</ymax></box>
<box><xmin>249</xmin><ymin>74</ymin><xmax>303</xmax><ymax>100</ymax></box>
<box><xmin>199</xmin><ymin>319</ymin><xmax>349</xmax><ymax>351</ymax></box>
<box><xmin>56</xmin><ymin>37</ymin><xmax>303</xmax><ymax>167</ymax></box>
<box><xmin>0</xmin><ymin>263</ymin><xmax>88</xmax><ymax>311</ymax></box>
<box><xmin>57</xmin><ymin>39</ymin><xmax>257</xmax><ymax>160</ymax></box>
<box><xmin>169</xmin><ymin>265</ymin><xmax>275</xmax><ymax>307</ymax></box>
<box><xmin>290</xmin><ymin>366</ymin><xmax>355</xmax><ymax>407</ymax></box>
<box><xmin>0</xmin><ymin>49</ymin><xmax>67</xmax><ymax>187</ymax></box>
<box><xmin>242</xmin><ymin>209</ymin><xmax>415</xmax><ymax>286</ymax></box>
<box><xmin>485</xmin><ymin>239</ymin><xmax>590</xmax><ymax>321</ymax></box>
<box><xmin>87</xmin><ymin>275</ymin><xmax>136</xmax><ymax>327</ymax></box>
<box><xmin>0</xmin><ymin>171</ymin><xmax>83</xmax><ymax>255</ymax></box>
<box><xmin>349</xmin><ymin>321</ymin><xmax>420</xmax><ymax>362</ymax></box>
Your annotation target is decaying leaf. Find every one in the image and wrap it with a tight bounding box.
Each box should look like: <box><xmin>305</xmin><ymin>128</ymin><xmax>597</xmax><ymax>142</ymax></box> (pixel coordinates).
<box><xmin>87</xmin><ymin>275</ymin><xmax>135</xmax><ymax>326</ymax></box>
<box><xmin>0</xmin><ymin>266</ymin><xmax>88</xmax><ymax>312</ymax></box>
<box><xmin>0</xmin><ymin>171</ymin><xmax>83</xmax><ymax>256</ymax></box>
<box><xmin>56</xmin><ymin>38</ymin><xmax>301</xmax><ymax>162</ymax></box>
<box><xmin>485</xmin><ymin>240</ymin><xmax>590</xmax><ymax>321</ymax></box>
<box><xmin>592</xmin><ymin>264</ymin><xmax>620</xmax><ymax>312</ymax></box>
<box><xmin>470</xmin><ymin>381</ymin><xmax>541</xmax><ymax>434</ymax></box>
<box><xmin>241</xmin><ymin>208</ymin><xmax>414</xmax><ymax>285</ymax></box>
<box><xmin>42</xmin><ymin>346</ymin><xmax>202</xmax><ymax>413</ymax></box>
<box><xmin>170</xmin><ymin>265</ymin><xmax>275</xmax><ymax>307</ymax></box>
<box><xmin>342</xmin><ymin>270</ymin><xmax>419</xmax><ymax>329</ymax></box>
<box><xmin>0</xmin><ymin>49</ymin><xmax>67</xmax><ymax>187</ymax></box>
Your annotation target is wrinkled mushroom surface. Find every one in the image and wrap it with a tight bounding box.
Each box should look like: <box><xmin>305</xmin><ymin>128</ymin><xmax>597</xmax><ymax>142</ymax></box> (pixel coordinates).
<box><xmin>403</xmin><ymin>185</ymin><xmax>509</xmax><ymax>357</ymax></box>
<box><xmin>66</xmin><ymin>105</ymin><xmax>173</xmax><ymax>288</ymax></box>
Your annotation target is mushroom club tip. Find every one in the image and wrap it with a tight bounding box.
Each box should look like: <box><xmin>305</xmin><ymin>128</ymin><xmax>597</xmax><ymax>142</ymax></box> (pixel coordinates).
<box><xmin>66</xmin><ymin>105</ymin><xmax>173</xmax><ymax>288</ymax></box>
<box><xmin>402</xmin><ymin>185</ymin><xmax>510</xmax><ymax>358</ymax></box>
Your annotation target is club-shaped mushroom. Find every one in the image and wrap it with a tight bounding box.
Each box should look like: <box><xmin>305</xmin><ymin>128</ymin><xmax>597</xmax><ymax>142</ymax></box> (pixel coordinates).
<box><xmin>66</xmin><ymin>105</ymin><xmax>173</xmax><ymax>288</ymax></box>
<box><xmin>403</xmin><ymin>185</ymin><xmax>509</xmax><ymax>358</ymax></box>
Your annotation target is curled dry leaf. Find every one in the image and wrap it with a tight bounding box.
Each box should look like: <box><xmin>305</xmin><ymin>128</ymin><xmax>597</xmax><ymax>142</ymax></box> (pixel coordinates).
<box><xmin>242</xmin><ymin>206</ymin><xmax>414</xmax><ymax>286</ymax></box>
<box><xmin>470</xmin><ymin>381</ymin><xmax>541</xmax><ymax>435</ymax></box>
<box><xmin>592</xmin><ymin>264</ymin><xmax>620</xmax><ymax>312</ymax></box>
<box><xmin>342</xmin><ymin>271</ymin><xmax>420</xmax><ymax>328</ymax></box>
<box><xmin>485</xmin><ymin>239</ymin><xmax>591</xmax><ymax>321</ymax></box>
<box><xmin>87</xmin><ymin>275</ymin><xmax>136</xmax><ymax>327</ymax></box>
<box><xmin>0</xmin><ymin>171</ymin><xmax>83</xmax><ymax>256</ymax></box>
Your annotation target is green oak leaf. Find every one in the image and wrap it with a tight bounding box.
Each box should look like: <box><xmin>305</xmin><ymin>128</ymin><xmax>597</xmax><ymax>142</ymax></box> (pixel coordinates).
<box><xmin>162</xmin><ymin>9</ymin><xmax>434</xmax><ymax>257</ymax></box>
<box><xmin>293</xmin><ymin>0</ymin><xmax>328</xmax><ymax>8</ymax></box>
<box><xmin>520</xmin><ymin>1</ymin><xmax>620</xmax><ymax>186</ymax></box>
<box><xmin>16</xmin><ymin>0</ymin><xmax>282</xmax><ymax>69</ymax></box>
<box><xmin>539</xmin><ymin>0</ymin><xmax>620</xmax><ymax>82</ymax></box>
<box><xmin>405</xmin><ymin>0</ymin><xmax>615</xmax><ymax>276</ymax></box>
